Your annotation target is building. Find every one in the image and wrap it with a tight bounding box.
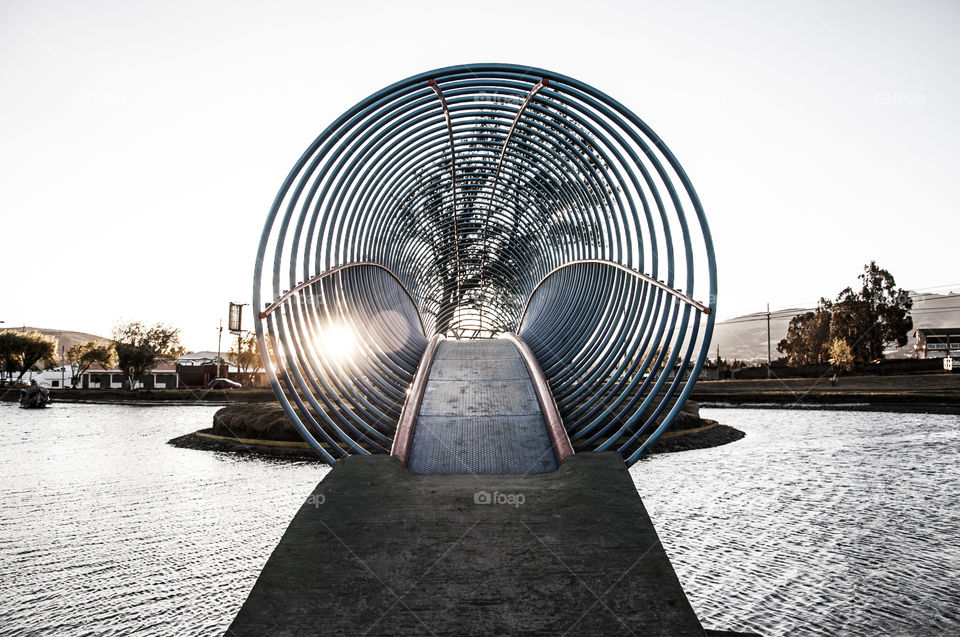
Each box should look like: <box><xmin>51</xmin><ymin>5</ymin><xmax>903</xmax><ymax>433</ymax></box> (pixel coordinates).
<box><xmin>83</xmin><ymin>362</ymin><xmax>179</xmax><ymax>389</ymax></box>
<box><xmin>173</xmin><ymin>351</ymin><xmax>268</xmax><ymax>387</ymax></box>
<box><xmin>176</xmin><ymin>351</ymin><xmax>233</xmax><ymax>387</ymax></box>
<box><xmin>32</xmin><ymin>365</ymin><xmax>78</xmax><ymax>389</ymax></box>
<box><xmin>698</xmin><ymin>363</ymin><xmax>720</xmax><ymax>381</ymax></box>
<box><xmin>914</xmin><ymin>328</ymin><xmax>960</xmax><ymax>359</ymax></box>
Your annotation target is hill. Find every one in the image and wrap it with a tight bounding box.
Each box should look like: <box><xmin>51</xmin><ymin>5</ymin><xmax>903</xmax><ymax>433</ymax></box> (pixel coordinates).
<box><xmin>711</xmin><ymin>292</ymin><xmax>960</xmax><ymax>362</ymax></box>
<box><xmin>1</xmin><ymin>327</ymin><xmax>110</xmax><ymax>360</ymax></box>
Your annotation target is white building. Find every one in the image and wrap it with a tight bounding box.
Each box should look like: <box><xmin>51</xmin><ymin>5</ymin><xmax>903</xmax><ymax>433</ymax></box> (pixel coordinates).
<box><xmin>27</xmin><ymin>365</ymin><xmax>78</xmax><ymax>389</ymax></box>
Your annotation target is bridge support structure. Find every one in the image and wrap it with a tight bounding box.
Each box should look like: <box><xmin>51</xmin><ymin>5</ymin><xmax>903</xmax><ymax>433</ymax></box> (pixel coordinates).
<box><xmin>253</xmin><ymin>63</ymin><xmax>717</xmax><ymax>467</ymax></box>
<box><xmin>228</xmin><ymin>452</ymin><xmax>707</xmax><ymax>636</ymax></box>
<box><xmin>236</xmin><ymin>64</ymin><xmax>722</xmax><ymax>634</ymax></box>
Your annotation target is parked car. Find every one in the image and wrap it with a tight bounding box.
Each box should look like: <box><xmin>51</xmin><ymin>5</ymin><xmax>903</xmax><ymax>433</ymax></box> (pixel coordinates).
<box><xmin>207</xmin><ymin>378</ymin><xmax>242</xmax><ymax>389</ymax></box>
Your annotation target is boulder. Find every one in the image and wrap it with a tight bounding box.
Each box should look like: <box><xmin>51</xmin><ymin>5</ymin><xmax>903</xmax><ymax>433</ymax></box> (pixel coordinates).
<box><xmin>212</xmin><ymin>402</ymin><xmax>303</xmax><ymax>442</ymax></box>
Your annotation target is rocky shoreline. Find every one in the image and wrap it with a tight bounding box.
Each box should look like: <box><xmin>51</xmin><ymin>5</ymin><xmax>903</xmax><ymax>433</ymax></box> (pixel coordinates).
<box><xmin>168</xmin><ymin>429</ymin><xmax>320</xmax><ymax>461</ymax></box>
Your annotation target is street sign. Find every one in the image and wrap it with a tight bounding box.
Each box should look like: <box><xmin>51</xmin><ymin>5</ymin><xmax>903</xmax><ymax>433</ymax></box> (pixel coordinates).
<box><xmin>945</xmin><ymin>357</ymin><xmax>954</xmax><ymax>372</ymax></box>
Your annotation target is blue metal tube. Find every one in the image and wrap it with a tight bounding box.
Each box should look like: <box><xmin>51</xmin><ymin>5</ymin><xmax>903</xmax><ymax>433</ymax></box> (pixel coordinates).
<box><xmin>253</xmin><ymin>64</ymin><xmax>716</xmax><ymax>466</ymax></box>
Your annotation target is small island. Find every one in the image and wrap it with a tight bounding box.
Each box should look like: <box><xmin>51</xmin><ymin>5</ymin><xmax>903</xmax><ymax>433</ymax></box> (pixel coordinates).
<box><xmin>169</xmin><ymin>399</ymin><xmax>746</xmax><ymax>461</ymax></box>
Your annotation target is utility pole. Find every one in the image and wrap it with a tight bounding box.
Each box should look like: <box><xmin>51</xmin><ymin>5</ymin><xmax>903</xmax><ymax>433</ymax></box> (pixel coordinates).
<box><xmin>766</xmin><ymin>303</ymin><xmax>772</xmax><ymax>378</ymax></box>
<box><xmin>216</xmin><ymin>320</ymin><xmax>223</xmax><ymax>379</ymax></box>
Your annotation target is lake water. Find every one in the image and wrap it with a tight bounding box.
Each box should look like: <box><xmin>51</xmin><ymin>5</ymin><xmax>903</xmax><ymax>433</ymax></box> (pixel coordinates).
<box><xmin>1</xmin><ymin>401</ymin><xmax>957</xmax><ymax>635</ymax></box>
<box><xmin>636</xmin><ymin>408</ymin><xmax>960</xmax><ymax>636</ymax></box>
<box><xmin>0</xmin><ymin>402</ymin><xmax>327</xmax><ymax>636</ymax></box>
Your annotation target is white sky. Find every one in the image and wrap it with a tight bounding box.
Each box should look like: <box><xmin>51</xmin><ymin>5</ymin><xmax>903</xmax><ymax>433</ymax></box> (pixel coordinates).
<box><xmin>1</xmin><ymin>0</ymin><xmax>957</xmax><ymax>350</ymax></box>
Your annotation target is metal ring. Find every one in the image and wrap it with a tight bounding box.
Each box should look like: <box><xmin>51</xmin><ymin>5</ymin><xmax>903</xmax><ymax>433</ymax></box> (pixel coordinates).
<box><xmin>253</xmin><ymin>64</ymin><xmax>717</xmax><ymax>466</ymax></box>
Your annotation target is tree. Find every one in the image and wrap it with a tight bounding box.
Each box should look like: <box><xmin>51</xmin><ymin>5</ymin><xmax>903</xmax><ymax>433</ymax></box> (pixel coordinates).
<box><xmin>397</xmin><ymin>92</ymin><xmax>617</xmax><ymax>336</ymax></box>
<box><xmin>777</xmin><ymin>262</ymin><xmax>912</xmax><ymax>366</ymax></box>
<box><xmin>228</xmin><ymin>333</ymin><xmax>262</xmax><ymax>387</ymax></box>
<box><xmin>829</xmin><ymin>338</ymin><xmax>854</xmax><ymax>374</ymax></box>
<box><xmin>828</xmin><ymin>290</ymin><xmax>874</xmax><ymax>363</ymax></box>
<box><xmin>853</xmin><ymin>261</ymin><xmax>913</xmax><ymax>361</ymax></box>
<box><xmin>113</xmin><ymin>322</ymin><xmax>184</xmax><ymax>389</ymax></box>
<box><xmin>777</xmin><ymin>299</ymin><xmax>833</xmax><ymax>365</ymax></box>
<box><xmin>0</xmin><ymin>330</ymin><xmax>58</xmax><ymax>383</ymax></box>
<box><xmin>828</xmin><ymin>262</ymin><xmax>913</xmax><ymax>362</ymax></box>
<box><xmin>67</xmin><ymin>340</ymin><xmax>116</xmax><ymax>387</ymax></box>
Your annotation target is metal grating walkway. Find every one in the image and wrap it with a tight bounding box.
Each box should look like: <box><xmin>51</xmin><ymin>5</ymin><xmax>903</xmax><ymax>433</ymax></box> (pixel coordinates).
<box><xmin>406</xmin><ymin>340</ymin><xmax>558</xmax><ymax>475</ymax></box>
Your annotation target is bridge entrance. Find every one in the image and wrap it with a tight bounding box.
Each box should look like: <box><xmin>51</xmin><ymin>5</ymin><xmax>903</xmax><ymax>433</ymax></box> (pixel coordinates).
<box><xmin>406</xmin><ymin>338</ymin><xmax>557</xmax><ymax>475</ymax></box>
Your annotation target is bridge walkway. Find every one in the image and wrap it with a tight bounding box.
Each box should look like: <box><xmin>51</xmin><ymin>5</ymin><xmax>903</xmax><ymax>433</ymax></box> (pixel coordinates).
<box><xmin>227</xmin><ymin>452</ymin><xmax>707</xmax><ymax>636</ymax></box>
<box><xmin>229</xmin><ymin>338</ymin><xmax>707</xmax><ymax>636</ymax></box>
<box><xmin>406</xmin><ymin>339</ymin><xmax>558</xmax><ymax>475</ymax></box>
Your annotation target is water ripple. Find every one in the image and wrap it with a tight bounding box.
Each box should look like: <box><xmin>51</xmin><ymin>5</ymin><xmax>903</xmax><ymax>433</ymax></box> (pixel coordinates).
<box><xmin>0</xmin><ymin>402</ymin><xmax>326</xmax><ymax>636</ymax></box>
<box><xmin>3</xmin><ymin>403</ymin><xmax>958</xmax><ymax>635</ymax></box>
<box><xmin>633</xmin><ymin>408</ymin><xmax>960</xmax><ymax>636</ymax></box>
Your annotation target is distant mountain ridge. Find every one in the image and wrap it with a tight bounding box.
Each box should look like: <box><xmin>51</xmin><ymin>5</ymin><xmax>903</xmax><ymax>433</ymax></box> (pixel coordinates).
<box><xmin>10</xmin><ymin>293</ymin><xmax>960</xmax><ymax>365</ymax></box>
<box><xmin>711</xmin><ymin>292</ymin><xmax>960</xmax><ymax>362</ymax></box>
<box><xmin>1</xmin><ymin>327</ymin><xmax>110</xmax><ymax>358</ymax></box>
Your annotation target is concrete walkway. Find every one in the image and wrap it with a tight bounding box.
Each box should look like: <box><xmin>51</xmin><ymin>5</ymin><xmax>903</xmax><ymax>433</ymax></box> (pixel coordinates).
<box><xmin>406</xmin><ymin>340</ymin><xmax>557</xmax><ymax>475</ymax></box>
<box><xmin>228</xmin><ymin>452</ymin><xmax>705</xmax><ymax>636</ymax></box>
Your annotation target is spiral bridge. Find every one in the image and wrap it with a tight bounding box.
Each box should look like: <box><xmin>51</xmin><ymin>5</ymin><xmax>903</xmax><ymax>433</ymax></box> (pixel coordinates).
<box><xmin>253</xmin><ymin>63</ymin><xmax>716</xmax><ymax>468</ymax></box>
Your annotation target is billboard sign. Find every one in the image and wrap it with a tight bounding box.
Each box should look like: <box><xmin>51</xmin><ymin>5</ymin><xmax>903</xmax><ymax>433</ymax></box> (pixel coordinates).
<box><xmin>228</xmin><ymin>302</ymin><xmax>243</xmax><ymax>333</ymax></box>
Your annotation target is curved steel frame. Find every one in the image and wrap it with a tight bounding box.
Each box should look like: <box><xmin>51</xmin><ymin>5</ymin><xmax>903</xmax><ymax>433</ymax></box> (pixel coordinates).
<box><xmin>254</xmin><ymin>63</ymin><xmax>717</xmax><ymax>466</ymax></box>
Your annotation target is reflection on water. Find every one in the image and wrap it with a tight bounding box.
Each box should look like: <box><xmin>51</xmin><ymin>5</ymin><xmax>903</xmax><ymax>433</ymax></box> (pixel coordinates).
<box><xmin>2</xmin><ymin>403</ymin><xmax>958</xmax><ymax>635</ymax></box>
<box><xmin>0</xmin><ymin>402</ymin><xmax>326</xmax><ymax>635</ymax></box>
<box><xmin>633</xmin><ymin>408</ymin><xmax>960</xmax><ymax>636</ymax></box>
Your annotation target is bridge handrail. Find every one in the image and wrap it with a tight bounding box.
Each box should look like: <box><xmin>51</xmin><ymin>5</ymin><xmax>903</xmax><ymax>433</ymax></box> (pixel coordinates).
<box><xmin>390</xmin><ymin>333</ymin><xmax>444</xmax><ymax>464</ymax></box>
<box><xmin>518</xmin><ymin>258</ymin><xmax>711</xmax><ymax>331</ymax></box>
<box><xmin>259</xmin><ymin>261</ymin><xmax>426</xmax><ymax>336</ymax></box>
<box><xmin>501</xmin><ymin>332</ymin><xmax>574</xmax><ymax>464</ymax></box>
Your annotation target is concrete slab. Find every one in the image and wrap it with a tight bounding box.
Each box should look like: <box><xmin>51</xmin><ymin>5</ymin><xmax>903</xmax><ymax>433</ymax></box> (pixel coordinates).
<box><xmin>229</xmin><ymin>452</ymin><xmax>705</xmax><ymax>636</ymax></box>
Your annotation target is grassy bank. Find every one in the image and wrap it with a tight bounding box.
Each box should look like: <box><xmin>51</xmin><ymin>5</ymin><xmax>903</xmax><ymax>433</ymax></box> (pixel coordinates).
<box><xmin>691</xmin><ymin>372</ymin><xmax>960</xmax><ymax>412</ymax></box>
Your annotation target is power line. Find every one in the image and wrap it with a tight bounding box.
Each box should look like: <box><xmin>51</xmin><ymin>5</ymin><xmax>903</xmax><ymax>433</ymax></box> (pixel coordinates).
<box><xmin>720</xmin><ymin>310</ymin><xmax>814</xmax><ymax>325</ymax></box>
<box><xmin>909</xmin><ymin>306</ymin><xmax>960</xmax><ymax>315</ymax></box>
<box><xmin>719</xmin><ymin>299</ymin><xmax>960</xmax><ymax>325</ymax></box>
<box><xmin>911</xmin><ymin>283</ymin><xmax>960</xmax><ymax>292</ymax></box>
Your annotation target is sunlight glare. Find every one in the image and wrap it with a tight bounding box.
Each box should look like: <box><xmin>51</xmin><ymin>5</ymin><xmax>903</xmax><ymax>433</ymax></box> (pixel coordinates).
<box><xmin>317</xmin><ymin>323</ymin><xmax>357</xmax><ymax>362</ymax></box>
